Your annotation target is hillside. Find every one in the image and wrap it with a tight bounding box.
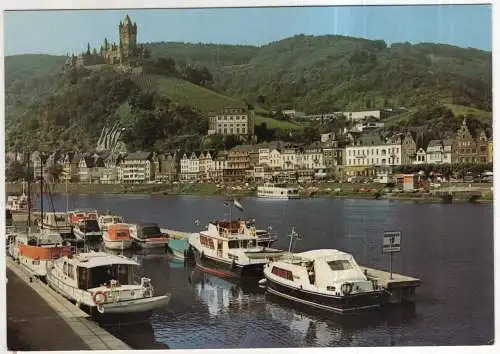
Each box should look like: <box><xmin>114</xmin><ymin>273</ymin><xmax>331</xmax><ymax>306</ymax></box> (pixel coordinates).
<box><xmin>4</xmin><ymin>35</ymin><xmax>492</xmax><ymax>151</ymax></box>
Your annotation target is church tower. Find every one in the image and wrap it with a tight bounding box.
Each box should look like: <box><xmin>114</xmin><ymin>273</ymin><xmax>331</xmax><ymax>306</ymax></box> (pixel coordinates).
<box><xmin>119</xmin><ymin>15</ymin><xmax>137</xmax><ymax>62</ymax></box>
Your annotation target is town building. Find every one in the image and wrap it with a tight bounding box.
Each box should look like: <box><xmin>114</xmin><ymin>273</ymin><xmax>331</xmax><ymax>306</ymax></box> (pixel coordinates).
<box><xmin>207</xmin><ymin>107</ymin><xmax>256</xmax><ymax>141</ymax></box>
<box><xmin>401</xmin><ymin>131</ymin><xmax>417</xmax><ymax>165</ymax></box>
<box><xmin>118</xmin><ymin>151</ymin><xmax>156</xmax><ymax>183</ymax></box>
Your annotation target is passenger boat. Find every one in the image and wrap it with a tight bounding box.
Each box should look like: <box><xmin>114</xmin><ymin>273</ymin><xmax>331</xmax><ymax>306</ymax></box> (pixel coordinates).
<box><xmin>128</xmin><ymin>223</ymin><xmax>170</xmax><ymax>249</ymax></box>
<box><xmin>98</xmin><ymin>213</ymin><xmax>125</xmax><ymax>232</ymax></box>
<box><xmin>16</xmin><ymin>229</ymin><xmax>72</xmax><ymax>278</ymax></box>
<box><xmin>261</xmin><ymin>232</ymin><xmax>388</xmax><ymax>314</ymax></box>
<box><xmin>102</xmin><ymin>223</ymin><xmax>133</xmax><ymax>250</ymax></box>
<box><xmin>40</xmin><ymin>212</ymin><xmax>73</xmax><ymax>238</ymax></box>
<box><xmin>46</xmin><ymin>251</ymin><xmax>171</xmax><ymax>315</ymax></box>
<box><xmin>73</xmin><ymin>219</ymin><xmax>103</xmax><ymax>243</ymax></box>
<box><xmin>187</xmin><ymin>219</ymin><xmax>285</xmax><ymax>279</ymax></box>
<box><xmin>257</xmin><ymin>182</ymin><xmax>300</xmax><ymax>199</ymax></box>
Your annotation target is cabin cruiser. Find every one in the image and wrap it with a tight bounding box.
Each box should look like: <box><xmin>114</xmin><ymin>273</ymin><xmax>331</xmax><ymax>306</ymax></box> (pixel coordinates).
<box><xmin>128</xmin><ymin>223</ymin><xmax>170</xmax><ymax>249</ymax></box>
<box><xmin>102</xmin><ymin>223</ymin><xmax>133</xmax><ymax>250</ymax></box>
<box><xmin>68</xmin><ymin>209</ymin><xmax>99</xmax><ymax>225</ymax></box>
<box><xmin>98</xmin><ymin>213</ymin><xmax>125</xmax><ymax>232</ymax></box>
<box><xmin>261</xmin><ymin>248</ymin><xmax>388</xmax><ymax>314</ymax></box>
<box><xmin>257</xmin><ymin>182</ymin><xmax>300</xmax><ymax>199</ymax></box>
<box><xmin>46</xmin><ymin>251</ymin><xmax>171</xmax><ymax>315</ymax></box>
<box><xmin>40</xmin><ymin>212</ymin><xmax>73</xmax><ymax>238</ymax></box>
<box><xmin>9</xmin><ymin>229</ymin><xmax>71</xmax><ymax>278</ymax></box>
<box><xmin>187</xmin><ymin>220</ymin><xmax>285</xmax><ymax>279</ymax></box>
<box><xmin>73</xmin><ymin>219</ymin><xmax>103</xmax><ymax>243</ymax></box>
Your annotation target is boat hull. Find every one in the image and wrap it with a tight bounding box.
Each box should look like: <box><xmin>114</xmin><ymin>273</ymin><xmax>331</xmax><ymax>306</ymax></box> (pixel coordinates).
<box><xmin>191</xmin><ymin>246</ymin><xmax>265</xmax><ymax>279</ymax></box>
<box><xmin>265</xmin><ymin>277</ymin><xmax>387</xmax><ymax>314</ymax></box>
<box><xmin>103</xmin><ymin>239</ymin><xmax>133</xmax><ymax>250</ymax></box>
<box><xmin>133</xmin><ymin>239</ymin><xmax>169</xmax><ymax>249</ymax></box>
<box><xmin>98</xmin><ymin>294</ymin><xmax>171</xmax><ymax>314</ymax></box>
<box><xmin>257</xmin><ymin>194</ymin><xmax>300</xmax><ymax>200</ymax></box>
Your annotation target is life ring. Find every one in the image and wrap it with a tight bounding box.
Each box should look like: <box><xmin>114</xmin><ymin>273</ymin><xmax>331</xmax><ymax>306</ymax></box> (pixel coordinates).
<box><xmin>93</xmin><ymin>291</ymin><xmax>107</xmax><ymax>305</ymax></box>
<box><xmin>341</xmin><ymin>282</ymin><xmax>353</xmax><ymax>296</ymax></box>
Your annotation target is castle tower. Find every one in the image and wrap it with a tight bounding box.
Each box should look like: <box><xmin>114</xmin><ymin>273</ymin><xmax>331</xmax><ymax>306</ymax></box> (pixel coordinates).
<box><xmin>119</xmin><ymin>15</ymin><xmax>138</xmax><ymax>62</ymax></box>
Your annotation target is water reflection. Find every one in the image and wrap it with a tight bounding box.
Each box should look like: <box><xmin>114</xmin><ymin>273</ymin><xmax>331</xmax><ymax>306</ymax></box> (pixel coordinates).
<box><xmin>265</xmin><ymin>293</ymin><xmax>417</xmax><ymax>347</ymax></box>
<box><xmin>101</xmin><ymin>317</ymin><xmax>169</xmax><ymax>349</ymax></box>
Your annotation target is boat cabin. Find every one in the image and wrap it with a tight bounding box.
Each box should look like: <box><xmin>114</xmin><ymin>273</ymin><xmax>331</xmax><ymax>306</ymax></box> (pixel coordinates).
<box><xmin>68</xmin><ymin>209</ymin><xmax>99</xmax><ymax>224</ymax></box>
<box><xmin>107</xmin><ymin>224</ymin><xmax>132</xmax><ymax>241</ymax></box>
<box><xmin>99</xmin><ymin>215</ymin><xmax>124</xmax><ymax>226</ymax></box>
<box><xmin>43</xmin><ymin>212</ymin><xmax>72</xmax><ymax>228</ymax></box>
<box><xmin>134</xmin><ymin>223</ymin><xmax>165</xmax><ymax>240</ymax></box>
<box><xmin>57</xmin><ymin>253</ymin><xmax>139</xmax><ymax>290</ymax></box>
<box><xmin>75</xmin><ymin>219</ymin><xmax>101</xmax><ymax>233</ymax></box>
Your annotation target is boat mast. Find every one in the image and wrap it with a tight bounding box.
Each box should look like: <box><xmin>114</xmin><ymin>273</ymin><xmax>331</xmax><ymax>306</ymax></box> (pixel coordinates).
<box><xmin>287</xmin><ymin>227</ymin><xmax>300</xmax><ymax>253</ymax></box>
<box><xmin>27</xmin><ymin>153</ymin><xmax>32</xmax><ymax>233</ymax></box>
<box><xmin>40</xmin><ymin>160</ymin><xmax>44</xmax><ymax>230</ymax></box>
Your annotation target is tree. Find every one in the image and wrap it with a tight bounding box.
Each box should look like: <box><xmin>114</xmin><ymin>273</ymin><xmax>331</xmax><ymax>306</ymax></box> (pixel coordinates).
<box><xmin>47</xmin><ymin>163</ymin><xmax>63</xmax><ymax>183</ymax></box>
<box><xmin>6</xmin><ymin>160</ymin><xmax>26</xmax><ymax>182</ymax></box>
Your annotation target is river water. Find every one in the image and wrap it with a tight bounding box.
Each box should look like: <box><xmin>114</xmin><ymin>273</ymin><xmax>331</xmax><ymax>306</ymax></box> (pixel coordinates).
<box><xmin>35</xmin><ymin>193</ymin><xmax>494</xmax><ymax>348</ymax></box>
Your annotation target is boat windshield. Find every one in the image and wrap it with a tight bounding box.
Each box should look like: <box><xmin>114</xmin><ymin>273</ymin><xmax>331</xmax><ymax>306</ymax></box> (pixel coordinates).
<box><xmin>138</xmin><ymin>225</ymin><xmax>162</xmax><ymax>239</ymax></box>
<box><xmin>81</xmin><ymin>219</ymin><xmax>100</xmax><ymax>232</ymax></box>
<box><xmin>54</xmin><ymin>214</ymin><xmax>67</xmax><ymax>222</ymax></box>
<box><xmin>327</xmin><ymin>260</ymin><xmax>353</xmax><ymax>271</ymax></box>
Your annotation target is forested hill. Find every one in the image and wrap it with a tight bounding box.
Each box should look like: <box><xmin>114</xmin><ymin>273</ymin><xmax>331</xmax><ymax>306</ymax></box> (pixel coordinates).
<box><xmin>4</xmin><ymin>34</ymin><xmax>492</xmax><ymax>151</ymax></box>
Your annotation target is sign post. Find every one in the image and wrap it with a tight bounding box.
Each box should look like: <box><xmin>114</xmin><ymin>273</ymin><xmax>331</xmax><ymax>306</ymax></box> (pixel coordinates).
<box><xmin>383</xmin><ymin>231</ymin><xmax>401</xmax><ymax>279</ymax></box>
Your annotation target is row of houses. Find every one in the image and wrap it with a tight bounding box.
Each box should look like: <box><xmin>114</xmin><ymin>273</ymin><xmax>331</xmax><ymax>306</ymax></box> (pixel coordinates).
<box><xmin>6</xmin><ymin>119</ymin><xmax>493</xmax><ymax>184</ymax></box>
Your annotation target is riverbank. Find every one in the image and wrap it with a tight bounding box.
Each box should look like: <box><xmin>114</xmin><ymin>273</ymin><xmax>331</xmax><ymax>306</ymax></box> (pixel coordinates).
<box><xmin>5</xmin><ymin>181</ymin><xmax>493</xmax><ymax>203</ymax></box>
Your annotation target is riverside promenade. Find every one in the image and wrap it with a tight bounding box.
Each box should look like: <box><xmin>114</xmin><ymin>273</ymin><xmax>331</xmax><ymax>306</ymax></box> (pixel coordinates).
<box><xmin>6</xmin><ymin>258</ymin><xmax>131</xmax><ymax>351</ymax></box>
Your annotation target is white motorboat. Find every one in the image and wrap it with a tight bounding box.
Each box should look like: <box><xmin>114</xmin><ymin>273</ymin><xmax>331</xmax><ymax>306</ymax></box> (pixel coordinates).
<box><xmin>102</xmin><ymin>223</ymin><xmax>133</xmax><ymax>250</ymax></box>
<box><xmin>187</xmin><ymin>219</ymin><xmax>285</xmax><ymax>279</ymax></box>
<box><xmin>257</xmin><ymin>182</ymin><xmax>300</xmax><ymax>199</ymax></box>
<box><xmin>46</xmin><ymin>251</ymin><xmax>171</xmax><ymax>315</ymax></box>
<box><xmin>98</xmin><ymin>213</ymin><xmax>125</xmax><ymax>232</ymax></box>
<box><xmin>262</xmin><ymin>247</ymin><xmax>388</xmax><ymax>314</ymax></box>
<box><xmin>128</xmin><ymin>223</ymin><xmax>170</xmax><ymax>249</ymax></box>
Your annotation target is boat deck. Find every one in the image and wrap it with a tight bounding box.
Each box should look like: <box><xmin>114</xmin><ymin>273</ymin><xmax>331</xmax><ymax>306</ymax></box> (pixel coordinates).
<box><xmin>6</xmin><ymin>258</ymin><xmax>131</xmax><ymax>351</ymax></box>
<box><xmin>360</xmin><ymin>266</ymin><xmax>421</xmax><ymax>304</ymax></box>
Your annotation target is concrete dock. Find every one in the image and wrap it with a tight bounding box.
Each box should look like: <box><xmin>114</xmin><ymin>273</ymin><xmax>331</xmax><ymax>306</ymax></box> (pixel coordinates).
<box><xmin>360</xmin><ymin>266</ymin><xmax>421</xmax><ymax>304</ymax></box>
<box><xmin>6</xmin><ymin>258</ymin><xmax>131</xmax><ymax>351</ymax></box>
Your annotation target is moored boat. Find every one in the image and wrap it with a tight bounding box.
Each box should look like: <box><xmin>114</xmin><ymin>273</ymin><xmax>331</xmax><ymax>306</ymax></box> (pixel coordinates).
<box><xmin>257</xmin><ymin>182</ymin><xmax>300</xmax><ymax>199</ymax></box>
<box><xmin>73</xmin><ymin>219</ymin><xmax>103</xmax><ymax>243</ymax></box>
<box><xmin>68</xmin><ymin>209</ymin><xmax>99</xmax><ymax>225</ymax></box>
<box><xmin>98</xmin><ymin>213</ymin><xmax>125</xmax><ymax>232</ymax></box>
<box><xmin>46</xmin><ymin>251</ymin><xmax>171</xmax><ymax>315</ymax></box>
<box><xmin>40</xmin><ymin>211</ymin><xmax>73</xmax><ymax>238</ymax></box>
<box><xmin>129</xmin><ymin>223</ymin><xmax>170</xmax><ymax>249</ymax></box>
<box><xmin>187</xmin><ymin>220</ymin><xmax>285</xmax><ymax>279</ymax></box>
<box><xmin>103</xmin><ymin>223</ymin><xmax>133</xmax><ymax>250</ymax></box>
<box><xmin>262</xmin><ymin>247</ymin><xmax>388</xmax><ymax>314</ymax></box>
<box><xmin>17</xmin><ymin>229</ymin><xmax>72</xmax><ymax>278</ymax></box>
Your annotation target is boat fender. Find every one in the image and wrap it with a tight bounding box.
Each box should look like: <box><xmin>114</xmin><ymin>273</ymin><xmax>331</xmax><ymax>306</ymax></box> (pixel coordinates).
<box><xmin>341</xmin><ymin>282</ymin><xmax>353</xmax><ymax>296</ymax></box>
<box><xmin>97</xmin><ymin>304</ymin><xmax>105</xmax><ymax>314</ymax></box>
<box><xmin>93</xmin><ymin>291</ymin><xmax>107</xmax><ymax>305</ymax></box>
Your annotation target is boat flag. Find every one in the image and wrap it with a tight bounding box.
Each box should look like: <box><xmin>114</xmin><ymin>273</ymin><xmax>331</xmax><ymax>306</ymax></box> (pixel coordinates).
<box><xmin>233</xmin><ymin>199</ymin><xmax>244</xmax><ymax>212</ymax></box>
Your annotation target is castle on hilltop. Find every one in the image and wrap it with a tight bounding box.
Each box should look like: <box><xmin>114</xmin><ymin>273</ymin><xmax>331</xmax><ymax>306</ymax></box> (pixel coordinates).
<box><xmin>64</xmin><ymin>15</ymin><xmax>150</xmax><ymax>72</ymax></box>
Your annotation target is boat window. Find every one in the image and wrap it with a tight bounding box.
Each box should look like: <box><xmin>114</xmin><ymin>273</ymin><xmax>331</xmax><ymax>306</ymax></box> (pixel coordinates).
<box><xmin>240</xmin><ymin>240</ymin><xmax>249</xmax><ymax>248</ymax></box>
<box><xmin>63</xmin><ymin>262</ymin><xmax>68</xmax><ymax>275</ymax></box>
<box><xmin>228</xmin><ymin>240</ymin><xmax>239</xmax><ymax>249</ymax></box>
<box><xmin>117</xmin><ymin>264</ymin><xmax>127</xmax><ymax>276</ymax></box>
<box><xmin>271</xmin><ymin>266</ymin><xmax>294</xmax><ymax>281</ymax></box>
<box><xmin>200</xmin><ymin>235</ymin><xmax>215</xmax><ymax>249</ymax></box>
<box><xmin>327</xmin><ymin>260</ymin><xmax>353</xmax><ymax>271</ymax></box>
<box><xmin>55</xmin><ymin>215</ymin><xmax>66</xmax><ymax>222</ymax></box>
<box><xmin>67</xmin><ymin>263</ymin><xmax>75</xmax><ymax>279</ymax></box>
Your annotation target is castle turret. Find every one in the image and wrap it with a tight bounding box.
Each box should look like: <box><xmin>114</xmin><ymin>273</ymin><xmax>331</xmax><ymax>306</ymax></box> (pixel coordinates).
<box><xmin>119</xmin><ymin>14</ymin><xmax>138</xmax><ymax>60</ymax></box>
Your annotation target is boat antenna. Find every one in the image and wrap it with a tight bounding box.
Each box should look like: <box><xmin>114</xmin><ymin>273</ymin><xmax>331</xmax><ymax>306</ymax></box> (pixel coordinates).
<box><xmin>287</xmin><ymin>227</ymin><xmax>301</xmax><ymax>253</ymax></box>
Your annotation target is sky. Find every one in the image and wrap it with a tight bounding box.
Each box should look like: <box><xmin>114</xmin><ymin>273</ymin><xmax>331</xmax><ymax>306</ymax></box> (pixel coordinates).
<box><xmin>3</xmin><ymin>4</ymin><xmax>493</xmax><ymax>56</ymax></box>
